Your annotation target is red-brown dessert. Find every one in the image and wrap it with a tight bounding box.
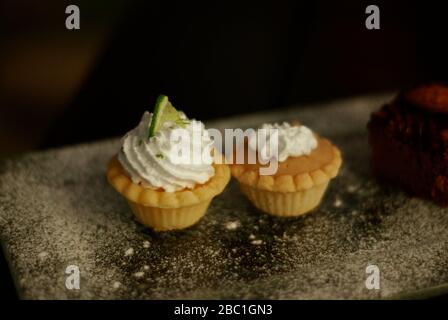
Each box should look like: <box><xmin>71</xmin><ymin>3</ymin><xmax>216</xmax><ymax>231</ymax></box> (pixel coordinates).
<box><xmin>368</xmin><ymin>83</ymin><xmax>448</xmax><ymax>205</ymax></box>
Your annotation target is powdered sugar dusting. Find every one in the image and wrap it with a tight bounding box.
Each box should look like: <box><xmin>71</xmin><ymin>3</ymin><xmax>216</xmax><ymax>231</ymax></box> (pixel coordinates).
<box><xmin>0</xmin><ymin>94</ymin><xmax>447</xmax><ymax>299</ymax></box>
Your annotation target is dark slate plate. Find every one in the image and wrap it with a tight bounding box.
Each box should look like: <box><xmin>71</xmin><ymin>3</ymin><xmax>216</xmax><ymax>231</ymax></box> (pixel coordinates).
<box><xmin>1</xmin><ymin>94</ymin><xmax>448</xmax><ymax>299</ymax></box>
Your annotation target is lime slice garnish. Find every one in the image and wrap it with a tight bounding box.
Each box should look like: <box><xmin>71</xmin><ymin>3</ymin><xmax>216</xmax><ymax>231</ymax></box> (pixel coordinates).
<box><xmin>148</xmin><ymin>95</ymin><xmax>186</xmax><ymax>138</ymax></box>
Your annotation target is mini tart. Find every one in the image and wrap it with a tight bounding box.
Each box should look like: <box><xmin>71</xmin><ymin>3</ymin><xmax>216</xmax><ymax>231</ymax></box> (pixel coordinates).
<box><xmin>231</xmin><ymin>137</ymin><xmax>342</xmax><ymax>217</ymax></box>
<box><xmin>107</xmin><ymin>156</ymin><xmax>230</xmax><ymax>231</ymax></box>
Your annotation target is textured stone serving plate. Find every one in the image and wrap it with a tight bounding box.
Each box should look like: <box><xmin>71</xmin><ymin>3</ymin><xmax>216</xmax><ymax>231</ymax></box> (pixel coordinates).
<box><xmin>1</xmin><ymin>94</ymin><xmax>448</xmax><ymax>299</ymax></box>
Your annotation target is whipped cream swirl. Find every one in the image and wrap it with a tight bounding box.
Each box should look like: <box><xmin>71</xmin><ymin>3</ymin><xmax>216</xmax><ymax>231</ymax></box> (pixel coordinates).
<box><xmin>118</xmin><ymin>111</ymin><xmax>215</xmax><ymax>192</ymax></box>
<box><xmin>248</xmin><ymin>122</ymin><xmax>318</xmax><ymax>162</ymax></box>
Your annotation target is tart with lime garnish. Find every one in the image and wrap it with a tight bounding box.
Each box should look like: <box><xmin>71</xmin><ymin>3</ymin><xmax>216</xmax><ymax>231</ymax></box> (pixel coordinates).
<box><xmin>107</xmin><ymin>95</ymin><xmax>230</xmax><ymax>231</ymax></box>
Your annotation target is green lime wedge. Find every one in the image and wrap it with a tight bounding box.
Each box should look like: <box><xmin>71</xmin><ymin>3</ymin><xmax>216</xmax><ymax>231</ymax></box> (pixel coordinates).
<box><xmin>148</xmin><ymin>94</ymin><xmax>185</xmax><ymax>138</ymax></box>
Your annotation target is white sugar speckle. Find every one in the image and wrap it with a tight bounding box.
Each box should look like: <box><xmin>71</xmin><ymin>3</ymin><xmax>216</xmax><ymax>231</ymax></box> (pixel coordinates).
<box><xmin>251</xmin><ymin>240</ymin><xmax>263</xmax><ymax>245</ymax></box>
<box><xmin>143</xmin><ymin>265</ymin><xmax>149</xmax><ymax>271</ymax></box>
<box><xmin>38</xmin><ymin>251</ymin><xmax>48</xmax><ymax>259</ymax></box>
<box><xmin>347</xmin><ymin>185</ymin><xmax>358</xmax><ymax>193</ymax></box>
<box><xmin>333</xmin><ymin>198</ymin><xmax>343</xmax><ymax>208</ymax></box>
<box><xmin>125</xmin><ymin>248</ymin><xmax>134</xmax><ymax>256</ymax></box>
<box><xmin>249</xmin><ymin>234</ymin><xmax>256</xmax><ymax>240</ymax></box>
<box><xmin>112</xmin><ymin>281</ymin><xmax>121</xmax><ymax>289</ymax></box>
<box><xmin>225</xmin><ymin>221</ymin><xmax>240</xmax><ymax>230</ymax></box>
<box><xmin>133</xmin><ymin>271</ymin><xmax>144</xmax><ymax>278</ymax></box>
<box><xmin>143</xmin><ymin>241</ymin><xmax>150</xmax><ymax>248</ymax></box>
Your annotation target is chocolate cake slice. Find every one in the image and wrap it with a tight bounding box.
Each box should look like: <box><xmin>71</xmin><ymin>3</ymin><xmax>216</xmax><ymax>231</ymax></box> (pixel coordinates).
<box><xmin>368</xmin><ymin>83</ymin><xmax>448</xmax><ymax>205</ymax></box>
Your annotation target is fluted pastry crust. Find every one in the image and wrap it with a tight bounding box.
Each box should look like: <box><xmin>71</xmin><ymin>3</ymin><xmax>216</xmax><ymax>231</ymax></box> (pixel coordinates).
<box><xmin>230</xmin><ymin>144</ymin><xmax>342</xmax><ymax>192</ymax></box>
<box><xmin>107</xmin><ymin>156</ymin><xmax>230</xmax><ymax>208</ymax></box>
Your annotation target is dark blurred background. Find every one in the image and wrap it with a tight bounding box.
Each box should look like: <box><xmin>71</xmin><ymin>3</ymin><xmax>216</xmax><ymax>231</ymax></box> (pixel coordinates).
<box><xmin>3</xmin><ymin>0</ymin><xmax>448</xmax><ymax>156</ymax></box>
<box><xmin>1</xmin><ymin>0</ymin><xmax>448</xmax><ymax>299</ymax></box>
